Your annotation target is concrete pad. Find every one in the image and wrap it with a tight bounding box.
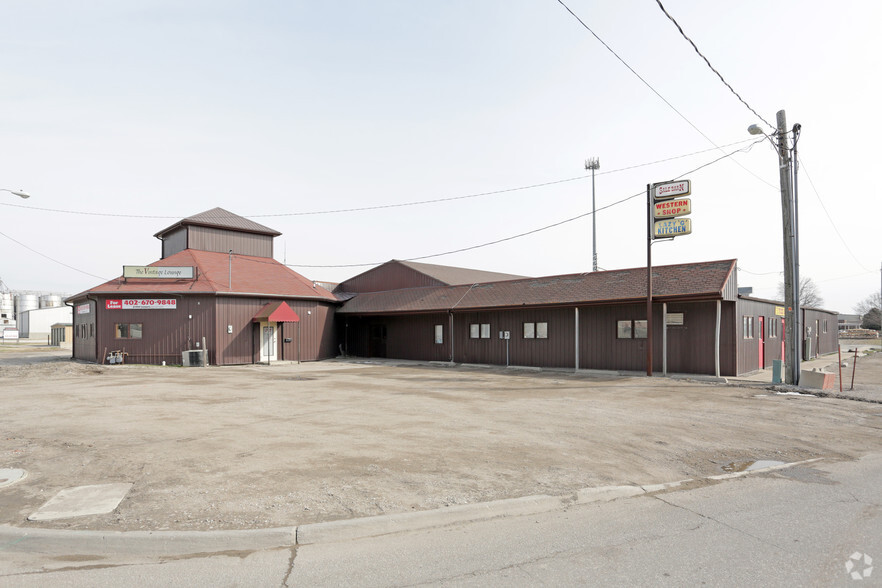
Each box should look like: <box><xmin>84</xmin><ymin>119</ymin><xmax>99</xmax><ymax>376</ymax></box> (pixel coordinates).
<box><xmin>575</xmin><ymin>485</ymin><xmax>644</xmax><ymax>504</ymax></box>
<box><xmin>28</xmin><ymin>483</ymin><xmax>133</xmax><ymax>521</ymax></box>
<box><xmin>0</xmin><ymin>468</ymin><xmax>27</xmax><ymax>488</ymax></box>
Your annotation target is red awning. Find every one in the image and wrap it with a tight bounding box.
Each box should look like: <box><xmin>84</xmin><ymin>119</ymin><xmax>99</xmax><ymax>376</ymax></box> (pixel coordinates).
<box><xmin>251</xmin><ymin>301</ymin><xmax>300</xmax><ymax>323</ymax></box>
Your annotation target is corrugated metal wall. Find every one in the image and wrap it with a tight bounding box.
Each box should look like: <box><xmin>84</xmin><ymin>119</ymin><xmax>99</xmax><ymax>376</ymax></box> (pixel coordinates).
<box><xmin>804</xmin><ymin>308</ymin><xmax>839</xmax><ymax>358</ymax></box>
<box><xmin>161</xmin><ymin>227</ymin><xmax>187</xmax><ymax>259</ymax></box>
<box><xmin>215</xmin><ymin>297</ymin><xmax>337</xmax><ymax>364</ymax></box>
<box><xmin>342</xmin><ymin>313</ymin><xmax>450</xmax><ymax>362</ymax></box>
<box><xmin>189</xmin><ymin>226</ymin><xmax>273</xmax><ymax>258</ymax></box>
<box><xmin>91</xmin><ymin>295</ymin><xmax>216</xmax><ymax>365</ymax></box>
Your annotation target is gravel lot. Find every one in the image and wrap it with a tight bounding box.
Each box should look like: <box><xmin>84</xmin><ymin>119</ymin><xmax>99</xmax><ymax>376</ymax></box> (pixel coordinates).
<box><xmin>2</xmin><ymin>346</ymin><xmax>881</xmax><ymax>532</ymax></box>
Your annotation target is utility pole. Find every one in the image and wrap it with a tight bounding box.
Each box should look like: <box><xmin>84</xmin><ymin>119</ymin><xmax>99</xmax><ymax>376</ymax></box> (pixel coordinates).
<box><xmin>585</xmin><ymin>158</ymin><xmax>600</xmax><ymax>272</ymax></box>
<box><xmin>774</xmin><ymin>110</ymin><xmax>800</xmax><ymax>385</ymax></box>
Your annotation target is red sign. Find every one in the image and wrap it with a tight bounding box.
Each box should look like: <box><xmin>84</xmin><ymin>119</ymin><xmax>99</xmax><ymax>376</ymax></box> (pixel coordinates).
<box><xmin>106</xmin><ymin>299</ymin><xmax>177</xmax><ymax>310</ymax></box>
<box><xmin>653</xmin><ymin>198</ymin><xmax>691</xmax><ymax>219</ymax></box>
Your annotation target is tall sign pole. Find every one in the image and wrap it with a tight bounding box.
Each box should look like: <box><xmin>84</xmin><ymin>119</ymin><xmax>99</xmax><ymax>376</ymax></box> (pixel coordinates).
<box><xmin>586</xmin><ymin>158</ymin><xmax>600</xmax><ymax>272</ymax></box>
<box><xmin>647</xmin><ymin>179</ymin><xmax>693</xmax><ymax>377</ymax></box>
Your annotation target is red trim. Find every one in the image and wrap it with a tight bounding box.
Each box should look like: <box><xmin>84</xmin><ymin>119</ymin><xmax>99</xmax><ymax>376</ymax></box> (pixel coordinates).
<box><xmin>252</xmin><ymin>301</ymin><xmax>300</xmax><ymax>323</ymax></box>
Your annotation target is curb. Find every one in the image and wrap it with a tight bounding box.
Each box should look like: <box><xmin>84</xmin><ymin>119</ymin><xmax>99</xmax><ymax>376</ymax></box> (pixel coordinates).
<box><xmin>0</xmin><ymin>458</ymin><xmax>824</xmax><ymax>554</ymax></box>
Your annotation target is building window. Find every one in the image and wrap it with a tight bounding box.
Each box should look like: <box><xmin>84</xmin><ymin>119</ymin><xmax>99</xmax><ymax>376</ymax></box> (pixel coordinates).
<box><xmin>769</xmin><ymin>318</ymin><xmax>777</xmax><ymax>338</ymax></box>
<box><xmin>470</xmin><ymin>323</ymin><xmax>490</xmax><ymax>339</ymax></box>
<box><xmin>115</xmin><ymin>323</ymin><xmax>143</xmax><ymax>339</ymax></box>
<box><xmin>742</xmin><ymin>316</ymin><xmax>754</xmax><ymax>339</ymax></box>
<box><xmin>523</xmin><ymin>322</ymin><xmax>535</xmax><ymax>339</ymax></box>
<box><xmin>634</xmin><ymin>320</ymin><xmax>647</xmax><ymax>339</ymax></box>
<box><xmin>617</xmin><ymin>319</ymin><xmax>647</xmax><ymax>339</ymax></box>
<box><xmin>823</xmin><ymin>320</ymin><xmax>828</xmax><ymax>333</ymax></box>
<box><xmin>434</xmin><ymin>324</ymin><xmax>443</xmax><ymax>344</ymax></box>
<box><xmin>535</xmin><ymin>322</ymin><xmax>548</xmax><ymax>339</ymax></box>
<box><xmin>89</xmin><ymin>323</ymin><xmax>94</xmax><ymax>338</ymax></box>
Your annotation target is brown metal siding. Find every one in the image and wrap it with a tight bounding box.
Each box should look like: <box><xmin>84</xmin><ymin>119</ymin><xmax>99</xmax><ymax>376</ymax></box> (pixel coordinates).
<box><xmin>804</xmin><ymin>308</ymin><xmax>838</xmax><ymax>358</ymax></box>
<box><xmin>188</xmin><ymin>226</ymin><xmax>274</xmax><ymax>258</ymax></box>
<box><xmin>659</xmin><ymin>301</ymin><xmax>737</xmax><ymax>376</ymax></box>
<box><xmin>337</xmin><ymin>264</ymin><xmax>446</xmax><ymax>293</ymax></box>
<box><xmin>453</xmin><ymin>308</ymin><xmax>574</xmax><ymax>368</ymax></box>
<box><xmin>215</xmin><ymin>297</ymin><xmax>337</xmax><ymax>364</ymax></box>
<box><xmin>93</xmin><ymin>295</ymin><xmax>216</xmax><ymax>365</ymax></box>
<box><xmin>736</xmin><ymin>298</ymin><xmax>785</xmax><ymax>374</ymax></box>
<box><xmin>161</xmin><ymin>227</ymin><xmax>187</xmax><ymax>259</ymax></box>
<box><xmin>342</xmin><ymin>313</ymin><xmax>450</xmax><ymax>361</ymax></box>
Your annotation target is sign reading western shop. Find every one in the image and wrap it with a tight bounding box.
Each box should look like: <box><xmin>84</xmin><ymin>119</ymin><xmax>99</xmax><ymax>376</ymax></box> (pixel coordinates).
<box><xmin>653</xmin><ymin>218</ymin><xmax>692</xmax><ymax>238</ymax></box>
<box><xmin>123</xmin><ymin>266</ymin><xmax>195</xmax><ymax>279</ymax></box>
<box><xmin>653</xmin><ymin>198</ymin><xmax>691</xmax><ymax>219</ymax></box>
<box><xmin>105</xmin><ymin>299</ymin><xmax>178</xmax><ymax>310</ymax></box>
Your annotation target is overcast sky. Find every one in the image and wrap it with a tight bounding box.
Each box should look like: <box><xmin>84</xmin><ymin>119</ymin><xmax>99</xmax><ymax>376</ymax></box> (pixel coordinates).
<box><xmin>1</xmin><ymin>0</ymin><xmax>879</xmax><ymax>313</ymax></box>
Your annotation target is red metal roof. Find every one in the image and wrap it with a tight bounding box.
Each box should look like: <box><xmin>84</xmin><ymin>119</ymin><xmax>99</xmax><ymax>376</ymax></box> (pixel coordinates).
<box><xmin>252</xmin><ymin>301</ymin><xmax>300</xmax><ymax>322</ymax></box>
<box><xmin>67</xmin><ymin>249</ymin><xmax>337</xmax><ymax>301</ymax></box>
<box><xmin>153</xmin><ymin>207</ymin><xmax>282</xmax><ymax>238</ymax></box>
<box><xmin>338</xmin><ymin>259</ymin><xmax>737</xmax><ymax>314</ymax></box>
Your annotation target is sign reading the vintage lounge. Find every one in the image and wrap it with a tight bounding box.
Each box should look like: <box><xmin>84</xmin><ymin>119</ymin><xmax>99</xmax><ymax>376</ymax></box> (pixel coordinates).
<box><xmin>105</xmin><ymin>299</ymin><xmax>178</xmax><ymax>310</ymax></box>
<box><xmin>123</xmin><ymin>266</ymin><xmax>195</xmax><ymax>279</ymax></box>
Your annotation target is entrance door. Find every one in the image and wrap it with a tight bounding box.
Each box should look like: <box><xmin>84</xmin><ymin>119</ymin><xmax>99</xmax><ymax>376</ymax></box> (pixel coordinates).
<box><xmin>261</xmin><ymin>323</ymin><xmax>277</xmax><ymax>362</ymax></box>
<box><xmin>758</xmin><ymin>316</ymin><xmax>765</xmax><ymax>368</ymax></box>
<box><xmin>369</xmin><ymin>324</ymin><xmax>387</xmax><ymax>358</ymax></box>
<box><xmin>814</xmin><ymin>319</ymin><xmax>820</xmax><ymax>358</ymax></box>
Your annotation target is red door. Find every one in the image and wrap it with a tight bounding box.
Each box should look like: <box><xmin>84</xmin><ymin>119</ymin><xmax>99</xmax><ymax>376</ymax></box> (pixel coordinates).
<box><xmin>781</xmin><ymin>318</ymin><xmax>785</xmax><ymax>361</ymax></box>
<box><xmin>758</xmin><ymin>316</ymin><xmax>765</xmax><ymax>368</ymax></box>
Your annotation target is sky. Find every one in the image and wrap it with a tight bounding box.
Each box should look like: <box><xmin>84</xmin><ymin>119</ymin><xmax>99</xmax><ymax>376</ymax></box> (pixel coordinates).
<box><xmin>0</xmin><ymin>0</ymin><xmax>879</xmax><ymax>313</ymax></box>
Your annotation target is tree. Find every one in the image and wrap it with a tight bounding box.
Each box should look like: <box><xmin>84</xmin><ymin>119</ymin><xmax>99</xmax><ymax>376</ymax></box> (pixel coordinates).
<box><xmin>776</xmin><ymin>276</ymin><xmax>824</xmax><ymax>308</ymax></box>
<box><xmin>854</xmin><ymin>293</ymin><xmax>881</xmax><ymax>330</ymax></box>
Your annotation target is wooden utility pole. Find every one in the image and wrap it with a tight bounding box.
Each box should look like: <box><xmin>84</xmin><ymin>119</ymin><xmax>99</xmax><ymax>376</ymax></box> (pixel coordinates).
<box><xmin>775</xmin><ymin>110</ymin><xmax>800</xmax><ymax>385</ymax></box>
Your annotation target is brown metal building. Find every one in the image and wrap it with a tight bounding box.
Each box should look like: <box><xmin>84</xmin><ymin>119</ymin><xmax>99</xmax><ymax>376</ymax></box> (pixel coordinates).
<box><xmin>67</xmin><ymin>209</ymin><xmax>338</xmax><ymax>365</ymax></box>
<box><xmin>335</xmin><ymin>259</ymin><xmax>838</xmax><ymax>377</ymax></box>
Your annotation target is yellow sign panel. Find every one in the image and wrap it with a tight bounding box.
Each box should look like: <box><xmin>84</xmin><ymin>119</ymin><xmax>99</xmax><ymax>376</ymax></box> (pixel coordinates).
<box><xmin>654</xmin><ymin>198</ymin><xmax>691</xmax><ymax>219</ymax></box>
<box><xmin>653</xmin><ymin>218</ymin><xmax>692</xmax><ymax>238</ymax></box>
<box><xmin>775</xmin><ymin>306</ymin><xmax>785</xmax><ymax>316</ymax></box>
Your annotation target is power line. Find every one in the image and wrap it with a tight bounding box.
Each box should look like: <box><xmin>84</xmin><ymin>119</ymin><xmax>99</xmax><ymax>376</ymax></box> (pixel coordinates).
<box><xmin>0</xmin><ymin>140</ymin><xmax>758</xmax><ymax>222</ymax></box>
<box><xmin>289</xmin><ymin>139</ymin><xmax>763</xmax><ymax>268</ymax></box>
<box><xmin>0</xmin><ymin>229</ymin><xmax>110</xmax><ymax>281</ymax></box>
<box><xmin>797</xmin><ymin>155</ymin><xmax>871</xmax><ymax>272</ymax></box>
<box><xmin>653</xmin><ymin>0</ymin><xmax>774</xmax><ymax>130</ymax></box>
<box><xmin>555</xmin><ymin>0</ymin><xmax>778</xmax><ymax>191</ymax></box>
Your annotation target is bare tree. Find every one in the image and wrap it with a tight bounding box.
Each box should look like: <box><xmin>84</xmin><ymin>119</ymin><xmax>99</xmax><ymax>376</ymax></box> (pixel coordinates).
<box><xmin>776</xmin><ymin>276</ymin><xmax>824</xmax><ymax>308</ymax></box>
<box><xmin>854</xmin><ymin>292</ymin><xmax>881</xmax><ymax>330</ymax></box>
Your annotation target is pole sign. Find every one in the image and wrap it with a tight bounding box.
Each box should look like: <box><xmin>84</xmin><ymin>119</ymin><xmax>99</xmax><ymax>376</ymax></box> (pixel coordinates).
<box><xmin>653</xmin><ymin>218</ymin><xmax>692</xmax><ymax>238</ymax></box>
<box><xmin>652</xmin><ymin>180</ymin><xmax>691</xmax><ymax>201</ymax></box>
<box><xmin>653</xmin><ymin>198</ymin><xmax>691</xmax><ymax>219</ymax></box>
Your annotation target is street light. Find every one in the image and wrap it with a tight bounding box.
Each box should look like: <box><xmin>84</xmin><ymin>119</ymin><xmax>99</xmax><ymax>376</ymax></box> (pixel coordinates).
<box><xmin>748</xmin><ymin>111</ymin><xmax>801</xmax><ymax>385</ymax></box>
<box><xmin>1</xmin><ymin>188</ymin><xmax>30</xmax><ymax>199</ymax></box>
<box><xmin>585</xmin><ymin>157</ymin><xmax>600</xmax><ymax>272</ymax></box>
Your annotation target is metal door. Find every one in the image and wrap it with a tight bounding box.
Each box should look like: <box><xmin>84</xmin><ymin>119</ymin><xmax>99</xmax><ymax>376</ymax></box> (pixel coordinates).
<box><xmin>262</xmin><ymin>323</ymin><xmax>277</xmax><ymax>362</ymax></box>
<box><xmin>758</xmin><ymin>316</ymin><xmax>765</xmax><ymax>368</ymax></box>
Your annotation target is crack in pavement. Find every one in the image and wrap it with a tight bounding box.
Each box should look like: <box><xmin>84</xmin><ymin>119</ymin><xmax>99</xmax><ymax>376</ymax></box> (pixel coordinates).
<box><xmin>650</xmin><ymin>494</ymin><xmax>786</xmax><ymax>552</ymax></box>
<box><xmin>281</xmin><ymin>546</ymin><xmax>298</xmax><ymax>587</ymax></box>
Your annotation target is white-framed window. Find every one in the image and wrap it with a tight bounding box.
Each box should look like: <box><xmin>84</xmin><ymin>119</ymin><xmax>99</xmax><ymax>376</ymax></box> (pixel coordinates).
<box><xmin>742</xmin><ymin>316</ymin><xmax>754</xmax><ymax>339</ymax></box>
<box><xmin>535</xmin><ymin>322</ymin><xmax>548</xmax><ymax>339</ymax></box>
<box><xmin>434</xmin><ymin>324</ymin><xmax>443</xmax><ymax>344</ymax></box>
<box><xmin>523</xmin><ymin>322</ymin><xmax>548</xmax><ymax>339</ymax></box>
<box><xmin>470</xmin><ymin>323</ymin><xmax>490</xmax><ymax>339</ymax></box>
<box><xmin>523</xmin><ymin>322</ymin><xmax>535</xmax><ymax>339</ymax></box>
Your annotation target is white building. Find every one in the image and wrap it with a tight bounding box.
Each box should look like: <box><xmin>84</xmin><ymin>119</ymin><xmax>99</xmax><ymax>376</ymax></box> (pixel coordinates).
<box><xmin>18</xmin><ymin>306</ymin><xmax>73</xmax><ymax>339</ymax></box>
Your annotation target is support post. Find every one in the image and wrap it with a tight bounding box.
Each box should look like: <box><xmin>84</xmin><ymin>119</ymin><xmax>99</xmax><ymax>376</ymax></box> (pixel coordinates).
<box><xmin>574</xmin><ymin>307</ymin><xmax>580</xmax><ymax>372</ymax></box>
<box><xmin>662</xmin><ymin>302</ymin><xmax>667</xmax><ymax>376</ymax></box>
<box><xmin>646</xmin><ymin>184</ymin><xmax>653</xmax><ymax>377</ymax></box>
<box><xmin>715</xmin><ymin>300</ymin><xmax>721</xmax><ymax>378</ymax></box>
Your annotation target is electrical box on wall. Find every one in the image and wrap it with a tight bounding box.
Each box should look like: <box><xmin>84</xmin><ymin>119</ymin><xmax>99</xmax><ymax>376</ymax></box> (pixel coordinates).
<box><xmin>227</xmin><ymin>325</ymin><xmax>233</xmax><ymax>334</ymax></box>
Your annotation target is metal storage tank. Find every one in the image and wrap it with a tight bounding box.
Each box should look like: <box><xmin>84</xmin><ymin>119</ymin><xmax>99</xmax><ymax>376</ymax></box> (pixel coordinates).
<box><xmin>0</xmin><ymin>292</ymin><xmax>14</xmax><ymax>324</ymax></box>
<box><xmin>39</xmin><ymin>294</ymin><xmax>63</xmax><ymax>308</ymax></box>
<box><xmin>14</xmin><ymin>293</ymin><xmax>39</xmax><ymax>318</ymax></box>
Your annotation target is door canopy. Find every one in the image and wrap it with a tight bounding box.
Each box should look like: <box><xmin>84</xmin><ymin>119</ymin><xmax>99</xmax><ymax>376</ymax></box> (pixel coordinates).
<box><xmin>251</xmin><ymin>301</ymin><xmax>300</xmax><ymax>323</ymax></box>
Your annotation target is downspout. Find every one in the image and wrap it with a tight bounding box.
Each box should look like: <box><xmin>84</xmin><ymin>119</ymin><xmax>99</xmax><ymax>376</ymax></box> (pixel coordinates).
<box><xmin>662</xmin><ymin>302</ymin><xmax>667</xmax><ymax>376</ymax></box>
<box><xmin>574</xmin><ymin>307</ymin><xmax>579</xmax><ymax>372</ymax></box>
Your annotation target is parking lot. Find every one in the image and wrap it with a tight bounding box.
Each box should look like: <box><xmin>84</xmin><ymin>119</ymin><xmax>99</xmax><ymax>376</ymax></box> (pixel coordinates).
<box><xmin>2</xmin><ymin>347</ymin><xmax>882</xmax><ymax>532</ymax></box>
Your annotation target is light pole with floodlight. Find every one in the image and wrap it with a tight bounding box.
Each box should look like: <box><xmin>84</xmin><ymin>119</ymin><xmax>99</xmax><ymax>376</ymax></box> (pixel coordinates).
<box><xmin>585</xmin><ymin>157</ymin><xmax>600</xmax><ymax>272</ymax></box>
<box><xmin>1</xmin><ymin>189</ymin><xmax>30</xmax><ymax>199</ymax></box>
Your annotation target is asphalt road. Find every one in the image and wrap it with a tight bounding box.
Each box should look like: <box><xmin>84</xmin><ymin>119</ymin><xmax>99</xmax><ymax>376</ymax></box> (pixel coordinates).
<box><xmin>2</xmin><ymin>454</ymin><xmax>880</xmax><ymax>587</ymax></box>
